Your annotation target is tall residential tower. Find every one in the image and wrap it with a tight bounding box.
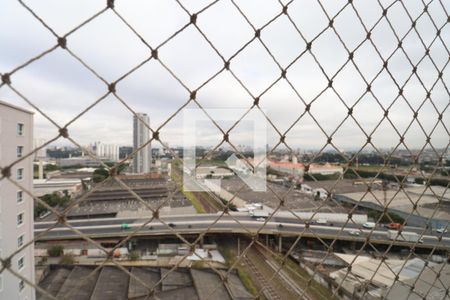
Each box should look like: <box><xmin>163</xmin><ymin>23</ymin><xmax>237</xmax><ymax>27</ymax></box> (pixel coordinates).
<box><xmin>0</xmin><ymin>101</ymin><xmax>35</xmax><ymax>300</ymax></box>
<box><xmin>133</xmin><ymin>113</ymin><xmax>152</xmax><ymax>173</ymax></box>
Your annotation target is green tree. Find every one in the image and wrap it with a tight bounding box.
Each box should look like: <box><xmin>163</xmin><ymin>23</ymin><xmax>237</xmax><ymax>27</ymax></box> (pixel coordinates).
<box><xmin>44</xmin><ymin>164</ymin><xmax>59</xmax><ymax>172</ymax></box>
<box><xmin>59</xmin><ymin>254</ymin><xmax>75</xmax><ymax>264</ymax></box>
<box><xmin>92</xmin><ymin>167</ymin><xmax>109</xmax><ymax>183</ymax></box>
<box><xmin>129</xmin><ymin>250</ymin><xmax>140</xmax><ymax>261</ymax></box>
<box><xmin>35</xmin><ymin>192</ymin><xmax>70</xmax><ymax>218</ymax></box>
<box><xmin>47</xmin><ymin>245</ymin><xmax>64</xmax><ymax>257</ymax></box>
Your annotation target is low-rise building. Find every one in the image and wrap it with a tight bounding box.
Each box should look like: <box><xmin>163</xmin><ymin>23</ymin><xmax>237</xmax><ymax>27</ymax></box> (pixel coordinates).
<box><xmin>329</xmin><ymin>254</ymin><xmax>448</xmax><ymax>300</ymax></box>
<box><xmin>269</xmin><ymin>160</ymin><xmax>343</xmax><ymax>177</ymax></box>
<box><xmin>57</xmin><ymin>156</ymin><xmax>112</xmax><ymax>168</ymax></box>
<box><xmin>195</xmin><ymin>166</ymin><xmax>234</xmax><ymax>179</ymax></box>
<box><xmin>33</xmin><ymin>178</ymin><xmax>83</xmax><ymax>197</ymax></box>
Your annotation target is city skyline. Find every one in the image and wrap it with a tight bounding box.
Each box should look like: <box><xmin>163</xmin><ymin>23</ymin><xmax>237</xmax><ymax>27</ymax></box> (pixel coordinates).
<box><xmin>0</xmin><ymin>1</ymin><xmax>448</xmax><ymax>150</ymax></box>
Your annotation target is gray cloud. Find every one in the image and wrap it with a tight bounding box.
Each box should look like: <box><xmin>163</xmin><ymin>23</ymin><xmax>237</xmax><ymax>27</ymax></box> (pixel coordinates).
<box><xmin>0</xmin><ymin>0</ymin><xmax>448</xmax><ymax>151</ymax></box>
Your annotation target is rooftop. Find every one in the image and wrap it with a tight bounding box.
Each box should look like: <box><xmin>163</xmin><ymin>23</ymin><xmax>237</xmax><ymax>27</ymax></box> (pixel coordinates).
<box><xmin>0</xmin><ymin>99</ymin><xmax>34</xmax><ymax>114</ymax></box>
<box><xmin>37</xmin><ymin>265</ymin><xmax>254</xmax><ymax>300</ymax></box>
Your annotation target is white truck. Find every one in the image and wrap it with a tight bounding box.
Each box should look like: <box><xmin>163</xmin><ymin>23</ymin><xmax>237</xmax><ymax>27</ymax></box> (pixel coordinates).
<box><xmin>387</xmin><ymin>230</ymin><xmax>423</xmax><ymax>243</ymax></box>
<box><xmin>249</xmin><ymin>210</ymin><xmax>269</xmax><ymax>218</ymax></box>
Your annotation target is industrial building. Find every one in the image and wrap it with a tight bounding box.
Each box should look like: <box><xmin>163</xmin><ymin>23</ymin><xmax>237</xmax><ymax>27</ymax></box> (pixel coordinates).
<box><xmin>194</xmin><ymin>166</ymin><xmax>234</xmax><ymax>179</ymax></box>
<box><xmin>33</xmin><ymin>178</ymin><xmax>83</xmax><ymax>197</ymax></box>
<box><xmin>329</xmin><ymin>254</ymin><xmax>449</xmax><ymax>300</ymax></box>
<box><xmin>37</xmin><ymin>265</ymin><xmax>253</xmax><ymax>300</ymax></box>
<box><xmin>57</xmin><ymin>156</ymin><xmax>111</xmax><ymax>168</ymax></box>
<box><xmin>0</xmin><ymin>100</ymin><xmax>35</xmax><ymax>300</ymax></box>
<box><xmin>383</xmin><ymin>263</ymin><xmax>450</xmax><ymax>299</ymax></box>
<box><xmin>133</xmin><ymin>113</ymin><xmax>152</xmax><ymax>174</ymax></box>
<box><xmin>269</xmin><ymin>160</ymin><xmax>343</xmax><ymax>177</ymax></box>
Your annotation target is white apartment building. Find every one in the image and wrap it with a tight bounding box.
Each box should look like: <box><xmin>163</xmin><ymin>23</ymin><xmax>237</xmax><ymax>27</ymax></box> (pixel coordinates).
<box><xmin>0</xmin><ymin>101</ymin><xmax>35</xmax><ymax>300</ymax></box>
<box><xmin>133</xmin><ymin>113</ymin><xmax>152</xmax><ymax>173</ymax></box>
<box><xmin>94</xmin><ymin>141</ymin><xmax>119</xmax><ymax>161</ymax></box>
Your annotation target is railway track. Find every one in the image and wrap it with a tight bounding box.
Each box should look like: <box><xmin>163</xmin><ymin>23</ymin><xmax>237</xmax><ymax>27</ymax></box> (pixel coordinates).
<box><xmin>242</xmin><ymin>255</ymin><xmax>282</xmax><ymax>300</ymax></box>
<box><xmin>195</xmin><ymin>192</ymin><xmax>219</xmax><ymax>213</ymax></box>
<box><xmin>254</xmin><ymin>245</ymin><xmax>313</xmax><ymax>300</ymax></box>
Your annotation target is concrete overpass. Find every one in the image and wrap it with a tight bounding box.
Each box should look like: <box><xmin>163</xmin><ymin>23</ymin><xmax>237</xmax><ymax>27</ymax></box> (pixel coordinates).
<box><xmin>34</xmin><ymin>213</ymin><xmax>450</xmax><ymax>250</ymax></box>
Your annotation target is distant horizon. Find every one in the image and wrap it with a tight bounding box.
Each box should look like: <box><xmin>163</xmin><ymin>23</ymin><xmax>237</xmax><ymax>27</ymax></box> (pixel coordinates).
<box><xmin>44</xmin><ymin>142</ymin><xmax>447</xmax><ymax>154</ymax></box>
<box><xmin>1</xmin><ymin>0</ymin><xmax>448</xmax><ymax>161</ymax></box>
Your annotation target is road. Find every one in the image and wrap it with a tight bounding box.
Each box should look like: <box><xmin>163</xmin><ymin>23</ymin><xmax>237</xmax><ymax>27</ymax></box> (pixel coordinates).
<box><xmin>34</xmin><ymin>213</ymin><xmax>450</xmax><ymax>249</ymax></box>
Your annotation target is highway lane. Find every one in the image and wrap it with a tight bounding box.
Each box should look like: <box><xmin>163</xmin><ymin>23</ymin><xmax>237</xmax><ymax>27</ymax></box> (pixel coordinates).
<box><xmin>34</xmin><ymin>216</ymin><xmax>450</xmax><ymax>249</ymax></box>
<box><xmin>34</xmin><ymin>213</ymin><xmax>225</xmax><ymax>229</ymax></box>
<box><xmin>35</xmin><ymin>213</ymin><xmax>450</xmax><ymax>239</ymax></box>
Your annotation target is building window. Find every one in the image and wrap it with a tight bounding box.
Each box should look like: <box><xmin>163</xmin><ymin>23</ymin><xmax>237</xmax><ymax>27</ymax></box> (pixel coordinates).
<box><xmin>18</xmin><ymin>234</ymin><xmax>24</xmax><ymax>247</ymax></box>
<box><xmin>17</xmin><ymin>168</ymin><xmax>24</xmax><ymax>180</ymax></box>
<box><xmin>19</xmin><ymin>279</ymin><xmax>25</xmax><ymax>291</ymax></box>
<box><xmin>18</xmin><ymin>257</ymin><xmax>24</xmax><ymax>270</ymax></box>
<box><xmin>17</xmin><ymin>213</ymin><xmax>24</xmax><ymax>226</ymax></box>
<box><xmin>17</xmin><ymin>146</ymin><xmax>23</xmax><ymax>158</ymax></box>
<box><xmin>17</xmin><ymin>190</ymin><xmax>23</xmax><ymax>203</ymax></box>
<box><xmin>17</xmin><ymin>123</ymin><xmax>24</xmax><ymax>136</ymax></box>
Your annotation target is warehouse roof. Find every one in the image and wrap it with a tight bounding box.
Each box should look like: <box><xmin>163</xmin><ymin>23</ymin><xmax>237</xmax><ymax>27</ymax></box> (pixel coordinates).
<box><xmin>37</xmin><ymin>265</ymin><xmax>254</xmax><ymax>300</ymax></box>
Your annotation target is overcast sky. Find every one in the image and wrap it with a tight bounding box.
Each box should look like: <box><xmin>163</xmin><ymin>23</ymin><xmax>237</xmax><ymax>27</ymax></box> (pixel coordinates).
<box><xmin>0</xmin><ymin>0</ymin><xmax>448</xmax><ymax>153</ymax></box>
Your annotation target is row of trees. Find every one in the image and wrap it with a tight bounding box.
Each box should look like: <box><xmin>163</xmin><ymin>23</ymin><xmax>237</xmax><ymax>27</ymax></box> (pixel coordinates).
<box><xmin>46</xmin><ymin>245</ymin><xmax>140</xmax><ymax>261</ymax></box>
<box><xmin>34</xmin><ymin>191</ymin><xmax>70</xmax><ymax>218</ymax></box>
<box><xmin>92</xmin><ymin>163</ymin><xmax>128</xmax><ymax>183</ymax></box>
<box><xmin>344</xmin><ymin>169</ymin><xmax>449</xmax><ymax>187</ymax></box>
<box><xmin>302</xmin><ymin>152</ymin><xmax>414</xmax><ymax>166</ymax></box>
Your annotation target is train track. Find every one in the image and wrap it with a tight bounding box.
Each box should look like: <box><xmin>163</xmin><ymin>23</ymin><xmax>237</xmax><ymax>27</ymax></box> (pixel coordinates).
<box><xmin>195</xmin><ymin>192</ymin><xmax>219</xmax><ymax>213</ymax></box>
<box><xmin>254</xmin><ymin>245</ymin><xmax>313</xmax><ymax>300</ymax></box>
<box><xmin>242</xmin><ymin>255</ymin><xmax>282</xmax><ymax>300</ymax></box>
<box><xmin>173</xmin><ymin>168</ymin><xmax>223</xmax><ymax>213</ymax></box>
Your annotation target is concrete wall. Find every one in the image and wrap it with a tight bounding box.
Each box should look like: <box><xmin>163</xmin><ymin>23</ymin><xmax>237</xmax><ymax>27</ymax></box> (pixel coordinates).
<box><xmin>334</xmin><ymin>194</ymin><xmax>446</xmax><ymax>228</ymax></box>
<box><xmin>276</xmin><ymin>211</ymin><xmax>368</xmax><ymax>224</ymax></box>
<box><xmin>203</xmin><ymin>180</ymin><xmax>247</xmax><ymax>208</ymax></box>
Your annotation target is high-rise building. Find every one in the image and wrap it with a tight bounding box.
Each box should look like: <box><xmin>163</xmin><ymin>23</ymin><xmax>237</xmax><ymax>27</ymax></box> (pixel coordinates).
<box><xmin>94</xmin><ymin>141</ymin><xmax>119</xmax><ymax>161</ymax></box>
<box><xmin>0</xmin><ymin>101</ymin><xmax>35</xmax><ymax>300</ymax></box>
<box><xmin>133</xmin><ymin>113</ymin><xmax>152</xmax><ymax>173</ymax></box>
<box><xmin>33</xmin><ymin>138</ymin><xmax>47</xmax><ymax>160</ymax></box>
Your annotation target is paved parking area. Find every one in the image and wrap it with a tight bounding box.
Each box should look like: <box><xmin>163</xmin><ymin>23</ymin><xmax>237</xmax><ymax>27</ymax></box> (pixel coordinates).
<box><xmin>221</xmin><ymin>177</ymin><xmax>347</xmax><ymax>213</ymax></box>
